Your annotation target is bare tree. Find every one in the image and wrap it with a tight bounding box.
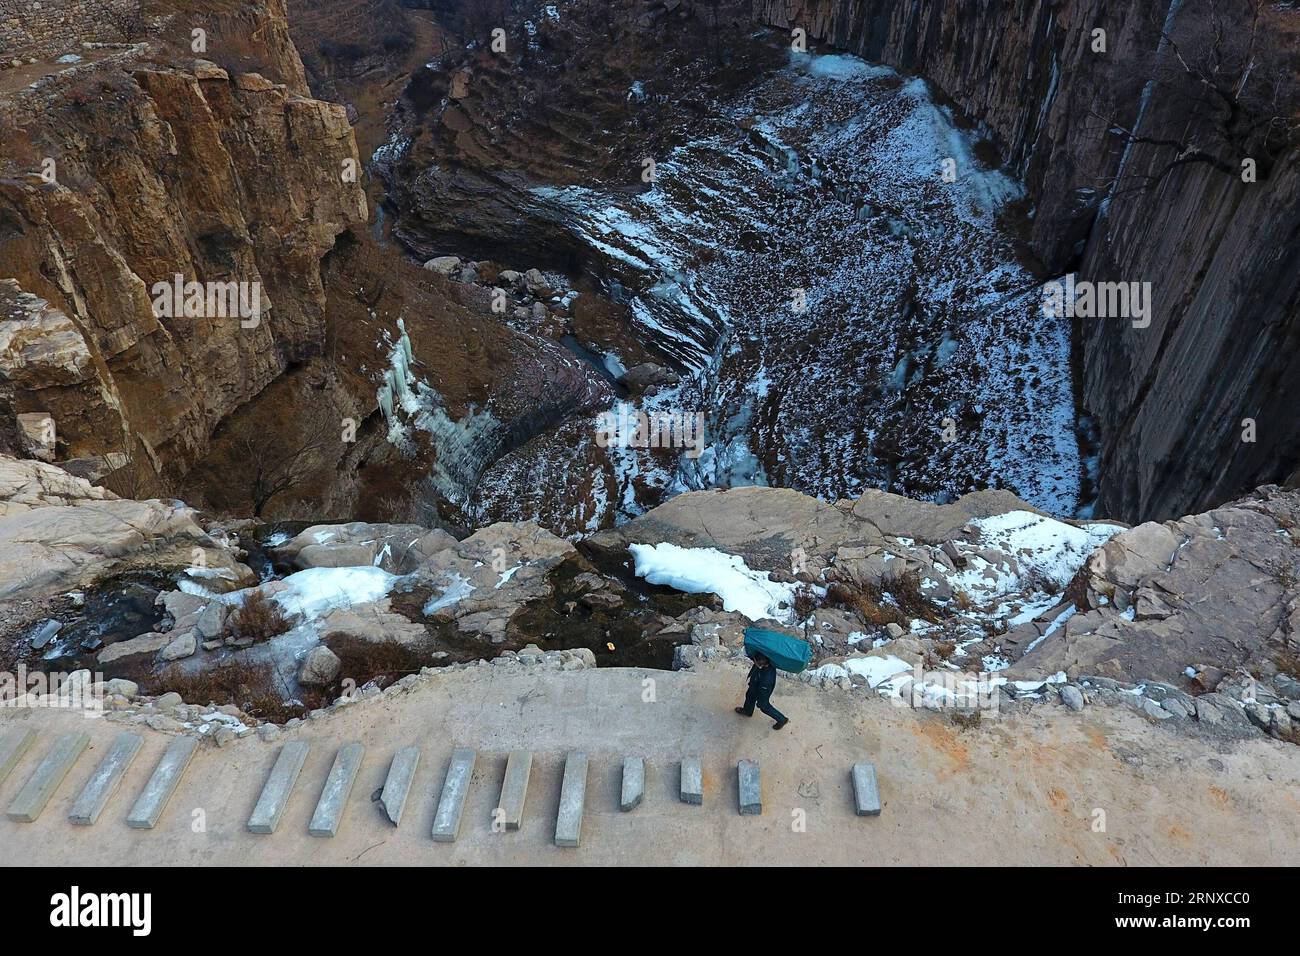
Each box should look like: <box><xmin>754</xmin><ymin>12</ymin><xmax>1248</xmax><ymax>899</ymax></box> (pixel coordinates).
<box><xmin>1093</xmin><ymin>0</ymin><xmax>1298</xmax><ymax>196</ymax></box>
<box><xmin>102</xmin><ymin>452</ymin><xmax>179</xmax><ymax>502</ymax></box>
<box><xmin>461</xmin><ymin>0</ymin><xmax>510</xmax><ymax>47</ymax></box>
<box><xmin>229</xmin><ymin>406</ymin><xmax>340</xmax><ymax>518</ymax></box>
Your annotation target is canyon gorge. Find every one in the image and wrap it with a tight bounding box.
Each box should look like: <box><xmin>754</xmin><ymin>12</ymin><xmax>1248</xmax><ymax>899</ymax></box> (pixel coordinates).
<box><xmin>2</xmin><ymin>0</ymin><xmax>1296</xmax><ymax>533</ymax></box>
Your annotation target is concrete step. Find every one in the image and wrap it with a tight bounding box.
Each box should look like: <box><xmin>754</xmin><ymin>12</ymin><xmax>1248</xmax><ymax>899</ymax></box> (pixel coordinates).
<box><xmin>852</xmin><ymin>762</ymin><xmax>881</xmax><ymax>816</ymax></box>
<box><xmin>620</xmin><ymin>755</ymin><xmax>644</xmax><ymax>812</ymax></box>
<box><xmin>0</xmin><ymin>728</ymin><xmax>37</xmax><ymax>786</ymax></box>
<box><xmin>738</xmin><ymin>759</ymin><xmax>761</xmax><ymax>815</ymax></box>
<box><xmin>248</xmin><ymin>741</ymin><xmax>310</xmax><ymax>834</ymax></box>
<box><xmin>6</xmin><ymin>731</ymin><xmax>89</xmax><ymax>822</ymax></box>
<box><xmin>554</xmin><ymin>751</ymin><xmax>588</xmax><ymax>848</ymax></box>
<box><xmin>308</xmin><ymin>742</ymin><xmax>364</xmax><ymax>838</ymax></box>
<box><xmin>378</xmin><ymin>745</ymin><xmax>420</xmax><ymax>827</ymax></box>
<box><xmin>431</xmin><ymin>746</ymin><xmax>476</xmax><ymax>843</ymax></box>
<box><xmin>127</xmin><ymin>736</ymin><xmax>199</xmax><ymax>829</ymax></box>
<box><xmin>69</xmin><ymin>732</ymin><xmax>143</xmax><ymax>826</ymax></box>
<box><xmin>496</xmin><ymin>749</ymin><xmax>532</xmax><ymax>832</ymax></box>
<box><xmin>680</xmin><ymin>756</ymin><xmax>703</xmax><ymax>805</ymax></box>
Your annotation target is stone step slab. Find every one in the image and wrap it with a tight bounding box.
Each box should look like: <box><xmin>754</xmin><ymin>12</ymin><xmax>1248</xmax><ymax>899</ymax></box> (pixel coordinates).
<box><xmin>738</xmin><ymin>759</ymin><xmax>761</xmax><ymax>815</ymax></box>
<box><xmin>127</xmin><ymin>736</ymin><xmax>199</xmax><ymax>829</ymax></box>
<box><xmin>0</xmin><ymin>728</ymin><xmax>36</xmax><ymax>786</ymax></box>
<box><xmin>379</xmin><ymin>745</ymin><xmax>420</xmax><ymax>827</ymax></box>
<box><xmin>6</xmin><ymin>731</ymin><xmax>89</xmax><ymax>822</ymax></box>
<box><xmin>680</xmin><ymin>756</ymin><xmax>703</xmax><ymax>805</ymax></box>
<box><xmin>69</xmin><ymin>732</ymin><xmax>143</xmax><ymax>825</ymax></box>
<box><xmin>496</xmin><ymin>750</ymin><xmax>532</xmax><ymax>832</ymax></box>
<box><xmin>431</xmin><ymin>746</ymin><xmax>476</xmax><ymax>843</ymax></box>
<box><xmin>554</xmin><ymin>751</ymin><xmax>588</xmax><ymax>848</ymax></box>
<box><xmin>308</xmin><ymin>742</ymin><xmax>364</xmax><ymax>838</ymax></box>
<box><xmin>248</xmin><ymin>741</ymin><xmax>310</xmax><ymax>834</ymax></box>
<box><xmin>852</xmin><ymin>762</ymin><xmax>882</xmax><ymax>816</ymax></box>
<box><xmin>620</xmin><ymin>755</ymin><xmax>644</xmax><ymax>812</ymax></box>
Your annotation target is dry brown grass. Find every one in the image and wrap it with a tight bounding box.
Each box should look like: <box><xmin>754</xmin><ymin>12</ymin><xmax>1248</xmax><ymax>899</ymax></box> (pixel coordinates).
<box><xmin>1275</xmin><ymin>645</ymin><xmax>1300</xmax><ymax>679</ymax></box>
<box><xmin>792</xmin><ymin>585</ymin><xmax>819</xmax><ymax>623</ymax></box>
<box><xmin>826</xmin><ymin>582</ymin><xmax>907</xmax><ymax>628</ymax></box>
<box><xmin>147</xmin><ymin>659</ymin><xmax>330</xmax><ymax>724</ymax></box>
<box><xmin>326</xmin><ymin>635</ymin><xmax>446</xmax><ymax>691</ymax></box>
<box><xmin>881</xmin><ymin>570</ymin><xmax>936</xmax><ymax>622</ymax></box>
<box><xmin>227</xmin><ymin>591</ymin><xmax>295</xmax><ymax>644</ymax></box>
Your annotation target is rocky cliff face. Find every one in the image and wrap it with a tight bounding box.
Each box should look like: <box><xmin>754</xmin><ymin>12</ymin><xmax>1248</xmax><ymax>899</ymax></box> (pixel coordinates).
<box><xmin>0</xmin><ymin>0</ymin><xmax>611</xmax><ymax>525</ymax></box>
<box><xmin>752</xmin><ymin>0</ymin><xmax>1300</xmax><ymax>522</ymax></box>
<box><xmin>0</xmin><ymin>0</ymin><xmax>365</xmax><ymax>479</ymax></box>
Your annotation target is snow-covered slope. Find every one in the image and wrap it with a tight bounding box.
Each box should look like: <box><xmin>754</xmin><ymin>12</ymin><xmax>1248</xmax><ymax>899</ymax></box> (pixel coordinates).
<box><xmin>468</xmin><ymin>50</ymin><xmax>1082</xmax><ymax>533</ymax></box>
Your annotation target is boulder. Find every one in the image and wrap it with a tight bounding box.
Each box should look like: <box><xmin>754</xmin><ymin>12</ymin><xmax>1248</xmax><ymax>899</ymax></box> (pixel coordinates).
<box><xmin>1194</xmin><ymin>693</ymin><xmax>1249</xmax><ymax>727</ymax></box>
<box><xmin>1013</xmin><ymin>491</ymin><xmax>1300</xmax><ymax>686</ymax></box>
<box><xmin>620</xmin><ymin>363</ymin><xmax>681</xmax><ymax>394</ymax></box>
<box><xmin>568</xmin><ymin>647</ymin><xmax>597</xmax><ymax>668</ymax></box>
<box><xmin>97</xmin><ymin>632</ymin><xmax>170</xmax><ymax>668</ymax></box>
<box><xmin>299</xmin><ymin>645</ymin><xmax>341</xmax><ymax>686</ymax></box>
<box><xmin>0</xmin><ymin>457</ymin><xmax>254</xmax><ymax>604</ymax></box>
<box><xmin>1141</xmin><ymin>698</ymin><xmax>1173</xmax><ymax>721</ymax></box>
<box><xmin>272</xmin><ymin>522</ymin><xmax>456</xmax><ymax>573</ymax></box>
<box><xmin>159</xmin><ymin>633</ymin><xmax>196</xmax><ymax>662</ymax></box>
<box><xmin>194</xmin><ymin>602</ymin><xmax>229</xmax><ymax>640</ymax></box>
<box><xmin>423</xmin><ymin>256</ymin><xmax>462</xmax><ymax>275</ymax></box>
<box><xmin>523</xmin><ymin>268</ymin><xmax>547</xmax><ymax>292</ymax></box>
<box><xmin>153</xmin><ymin>692</ymin><xmax>183</xmax><ymax>712</ymax></box>
<box><xmin>102</xmin><ymin>678</ymin><xmax>139</xmax><ymax>698</ymax></box>
<box><xmin>319</xmin><ymin>602</ymin><xmax>426</xmax><ymax>645</ymax></box>
<box><xmin>162</xmin><ymin>591</ymin><xmax>207</xmax><ymax>621</ymax></box>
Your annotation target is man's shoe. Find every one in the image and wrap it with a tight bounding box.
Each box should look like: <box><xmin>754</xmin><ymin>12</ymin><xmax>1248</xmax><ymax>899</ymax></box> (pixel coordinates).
<box><xmin>772</xmin><ymin>719</ymin><xmax>788</xmax><ymax>730</ymax></box>
<box><xmin>735</xmin><ymin>707</ymin><xmax>752</xmax><ymax>716</ymax></box>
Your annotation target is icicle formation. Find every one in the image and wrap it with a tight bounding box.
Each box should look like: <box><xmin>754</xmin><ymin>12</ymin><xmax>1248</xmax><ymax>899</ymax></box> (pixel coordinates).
<box><xmin>378</xmin><ymin>319</ymin><xmax>419</xmax><ymax>444</ymax></box>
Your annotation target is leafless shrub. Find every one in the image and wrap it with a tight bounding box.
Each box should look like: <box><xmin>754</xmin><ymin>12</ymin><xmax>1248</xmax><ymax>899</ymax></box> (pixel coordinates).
<box><xmin>826</xmin><ymin>582</ymin><xmax>907</xmax><ymax>628</ymax></box>
<box><xmin>227</xmin><ymin>590</ymin><xmax>295</xmax><ymax>644</ymax></box>
<box><xmin>148</xmin><ymin>659</ymin><xmax>329</xmax><ymax>724</ymax></box>
<box><xmin>1093</xmin><ymin>0</ymin><xmax>1299</xmax><ymax>194</ymax></box>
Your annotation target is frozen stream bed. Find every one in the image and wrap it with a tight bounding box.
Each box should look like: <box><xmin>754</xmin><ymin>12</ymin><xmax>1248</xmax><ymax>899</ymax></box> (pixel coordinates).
<box><xmin>442</xmin><ymin>51</ymin><xmax>1083</xmax><ymax>533</ymax></box>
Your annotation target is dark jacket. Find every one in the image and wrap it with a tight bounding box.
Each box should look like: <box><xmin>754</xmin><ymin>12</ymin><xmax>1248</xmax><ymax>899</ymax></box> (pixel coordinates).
<box><xmin>748</xmin><ymin>662</ymin><xmax>777</xmax><ymax>694</ymax></box>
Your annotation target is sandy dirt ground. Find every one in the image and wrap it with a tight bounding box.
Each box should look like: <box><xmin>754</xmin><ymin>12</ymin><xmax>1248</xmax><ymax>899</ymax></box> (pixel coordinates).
<box><xmin>1</xmin><ymin>661</ymin><xmax>1298</xmax><ymax>866</ymax></box>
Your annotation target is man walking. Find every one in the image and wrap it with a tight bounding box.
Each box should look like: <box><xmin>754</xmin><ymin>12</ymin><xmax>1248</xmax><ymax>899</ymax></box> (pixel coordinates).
<box><xmin>735</xmin><ymin>652</ymin><xmax>789</xmax><ymax>729</ymax></box>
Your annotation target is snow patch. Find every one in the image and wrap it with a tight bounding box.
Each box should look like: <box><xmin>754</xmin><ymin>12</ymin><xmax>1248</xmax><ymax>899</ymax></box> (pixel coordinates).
<box><xmin>272</xmin><ymin>566</ymin><xmax>399</xmax><ymax>620</ymax></box>
<box><xmin>628</xmin><ymin>543</ymin><xmax>796</xmax><ymax>622</ymax></box>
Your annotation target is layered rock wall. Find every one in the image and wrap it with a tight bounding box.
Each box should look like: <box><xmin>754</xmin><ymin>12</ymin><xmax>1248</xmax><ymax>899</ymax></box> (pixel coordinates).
<box><xmin>752</xmin><ymin>0</ymin><xmax>1300</xmax><ymax>521</ymax></box>
<box><xmin>0</xmin><ymin>1</ymin><xmax>366</xmax><ymax>477</ymax></box>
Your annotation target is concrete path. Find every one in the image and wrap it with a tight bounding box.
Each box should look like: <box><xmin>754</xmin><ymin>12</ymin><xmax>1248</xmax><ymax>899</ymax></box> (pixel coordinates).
<box><xmin>1</xmin><ymin>662</ymin><xmax>1298</xmax><ymax>865</ymax></box>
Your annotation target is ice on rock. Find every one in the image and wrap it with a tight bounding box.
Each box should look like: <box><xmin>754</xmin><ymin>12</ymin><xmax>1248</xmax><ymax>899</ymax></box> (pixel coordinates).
<box><xmin>628</xmin><ymin>543</ymin><xmax>797</xmax><ymax>623</ymax></box>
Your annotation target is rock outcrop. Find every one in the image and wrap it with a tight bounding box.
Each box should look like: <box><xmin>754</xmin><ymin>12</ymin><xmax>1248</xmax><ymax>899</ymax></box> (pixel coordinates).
<box><xmin>0</xmin><ymin>456</ymin><xmax>253</xmax><ymax>605</ymax></box>
<box><xmin>1008</xmin><ymin>484</ymin><xmax>1300</xmax><ymax>688</ymax></box>
<box><xmin>0</xmin><ymin>0</ymin><xmax>615</xmax><ymax>528</ymax></box>
<box><xmin>2</xmin><ymin>458</ymin><xmax>1296</xmax><ymax>743</ymax></box>
<box><xmin>0</xmin><ymin>30</ymin><xmax>366</xmax><ymax>476</ymax></box>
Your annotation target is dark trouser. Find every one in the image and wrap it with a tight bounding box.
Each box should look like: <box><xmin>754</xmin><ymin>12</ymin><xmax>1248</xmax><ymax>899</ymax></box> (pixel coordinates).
<box><xmin>742</xmin><ymin>684</ymin><xmax>787</xmax><ymax>723</ymax></box>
